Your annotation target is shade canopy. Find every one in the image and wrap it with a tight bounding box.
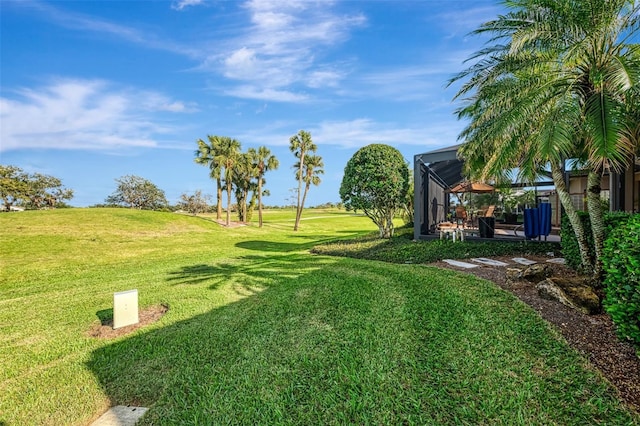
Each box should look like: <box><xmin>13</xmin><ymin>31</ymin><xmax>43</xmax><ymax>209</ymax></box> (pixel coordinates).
<box><xmin>448</xmin><ymin>181</ymin><xmax>495</xmax><ymax>193</ymax></box>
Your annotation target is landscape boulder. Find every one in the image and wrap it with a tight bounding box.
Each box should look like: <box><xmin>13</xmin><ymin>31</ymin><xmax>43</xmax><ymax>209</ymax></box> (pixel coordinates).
<box><xmin>505</xmin><ymin>268</ymin><xmax>523</xmax><ymax>282</ymax></box>
<box><xmin>536</xmin><ymin>277</ymin><xmax>601</xmax><ymax>315</ymax></box>
<box><xmin>505</xmin><ymin>264</ymin><xmax>552</xmax><ymax>284</ymax></box>
<box><xmin>521</xmin><ymin>264</ymin><xmax>552</xmax><ymax>282</ymax></box>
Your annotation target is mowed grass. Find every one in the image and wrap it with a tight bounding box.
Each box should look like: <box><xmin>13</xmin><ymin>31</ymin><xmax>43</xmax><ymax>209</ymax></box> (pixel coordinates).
<box><xmin>0</xmin><ymin>208</ymin><xmax>637</xmax><ymax>425</ymax></box>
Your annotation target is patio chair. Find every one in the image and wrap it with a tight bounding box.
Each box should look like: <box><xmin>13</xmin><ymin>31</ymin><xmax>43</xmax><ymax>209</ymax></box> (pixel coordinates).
<box><xmin>454</xmin><ymin>206</ymin><xmax>468</xmax><ymax>228</ymax></box>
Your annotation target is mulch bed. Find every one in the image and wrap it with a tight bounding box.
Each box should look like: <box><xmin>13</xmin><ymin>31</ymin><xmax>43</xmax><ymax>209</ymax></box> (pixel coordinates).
<box><xmin>432</xmin><ymin>255</ymin><xmax>640</xmax><ymax>413</ymax></box>
<box><xmin>87</xmin><ymin>304</ymin><xmax>169</xmax><ymax>339</ymax></box>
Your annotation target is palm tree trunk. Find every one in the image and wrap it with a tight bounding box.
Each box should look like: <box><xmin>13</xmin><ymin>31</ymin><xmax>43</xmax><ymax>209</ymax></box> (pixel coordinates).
<box><xmin>586</xmin><ymin>170</ymin><xmax>605</xmax><ymax>285</ymax></box>
<box><xmin>294</xmin><ymin>159</ymin><xmax>304</xmax><ymax>231</ymax></box>
<box><xmin>242</xmin><ymin>188</ymin><xmax>248</xmax><ymax>223</ymax></box>
<box><xmin>216</xmin><ymin>178</ymin><xmax>223</xmax><ymax>220</ymax></box>
<box><xmin>258</xmin><ymin>177</ymin><xmax>263</xmax><ymax>228</ymax></box>
<box><xmin>226</xmin><ymin>182</ymin><xmax>232</xmax><ymax>226</ymax></box>
<box><xmin>551</xmin><ymin>163</ymin><xmax>593</xmax><ymax>274</ymax></box>
<box><xmin>297</xmin><ymin>182</ymin><xmax>311</xmax><ymax>230</ymax></box>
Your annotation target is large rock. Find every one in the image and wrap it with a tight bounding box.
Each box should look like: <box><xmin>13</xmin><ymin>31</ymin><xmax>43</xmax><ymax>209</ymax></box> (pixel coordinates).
<box><xmin>505</xmin><ymin>268</ymin><xmax>523</xmax><ymax>282</ymax></box>
<box><xmin>536</xmin><ymin>278</ymin><xmax>601</xmax><ymax>314</ymax></box>
<box><xmin>506</xmin><ymin>264</ymin><xmax>552</xmax><ymax>284</ymax></box>
<box><xmin>522</xmin><ymin>264</ymin><xmax>552</xmax><ymax>282</ymax></box>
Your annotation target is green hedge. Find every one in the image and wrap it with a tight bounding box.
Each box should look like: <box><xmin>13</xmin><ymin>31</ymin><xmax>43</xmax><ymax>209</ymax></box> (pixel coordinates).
<box><xmin>561</xmin><ymin>211</ymin><xmax>633</xmax><ymax>271</ymax></box>
<box><xmin>602</xmin><ymin>214</ymin><xmax>640</xmax><ymax>349</ymax></box>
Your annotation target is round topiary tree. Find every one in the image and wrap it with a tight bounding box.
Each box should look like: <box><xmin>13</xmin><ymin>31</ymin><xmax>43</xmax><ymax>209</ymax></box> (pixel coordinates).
<box><xmin>339</xmin><ymin>144</ymin><xmax>409</xmax><ymax>238</ymax></box>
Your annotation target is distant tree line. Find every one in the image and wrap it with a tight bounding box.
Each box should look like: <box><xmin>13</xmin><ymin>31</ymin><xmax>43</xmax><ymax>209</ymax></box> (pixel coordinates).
<box><xmin>3</xmin><ymin>128</ymin><xmax>328</xmax><ymax>219</ymax></box>
<box><xmin>0</xmin><ymin>165</ymin><xmax>74</xmax><ymax>211</ymax></box>
<box><xmin>194</xmin><ymin>130</ymin><xmax>323</xmax><ymax>229</ymax></box>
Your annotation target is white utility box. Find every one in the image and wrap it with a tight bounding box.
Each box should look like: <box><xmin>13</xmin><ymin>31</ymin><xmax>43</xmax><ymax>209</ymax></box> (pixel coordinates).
<box><xmin>113</xmin><ymin>289</ymin><xmax>139</xmax><ymax>329</ymax></box>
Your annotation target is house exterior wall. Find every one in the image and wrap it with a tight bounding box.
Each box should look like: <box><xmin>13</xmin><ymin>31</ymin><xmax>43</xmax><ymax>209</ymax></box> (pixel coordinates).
<box><xmin>567</xmin><ymin>164</ymin><xmax>638</xmax><ymax>213</ymax></box>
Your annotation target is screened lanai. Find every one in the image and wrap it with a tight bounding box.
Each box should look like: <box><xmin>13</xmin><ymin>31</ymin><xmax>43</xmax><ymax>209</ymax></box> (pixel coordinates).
<box><xmin>413</xmin><ymin>144</ymin><xmax>464</xmax><ymax>240</ymax></box>
<box><xmin>413</xmin><ymin>144</ymin><xmax>638</xmax><ymax>240</ymax></box>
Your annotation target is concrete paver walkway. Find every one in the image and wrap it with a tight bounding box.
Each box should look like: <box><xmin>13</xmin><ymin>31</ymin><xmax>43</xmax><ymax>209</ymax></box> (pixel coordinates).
<box><xmin>442</xmin><ymin>259</ymin><xmax>479</xmax><ymax>269</ymax></box>
<box><xmin>92</xmin><ymin>406</ymin><xmax>148</xmax><ymax>426</ymax></box>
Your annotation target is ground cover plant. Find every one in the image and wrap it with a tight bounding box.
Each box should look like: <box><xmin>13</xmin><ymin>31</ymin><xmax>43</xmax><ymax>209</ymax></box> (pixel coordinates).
<box><xmin>0</xmin><ymin>209</ymin><xmax>637</xmax><ymax>425</ymax></box>
<box><xmin>311</xmin><ymin>225</ymin><xmax>561</xmax><ymax>264</ymax></box>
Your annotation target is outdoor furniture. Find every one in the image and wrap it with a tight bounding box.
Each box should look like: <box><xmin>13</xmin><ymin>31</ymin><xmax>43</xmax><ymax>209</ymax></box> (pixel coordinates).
<box><xmin>454</xmin><ymin>206</ymin><xmax>468</xmax><ymax>228</ymax></box>
<box><xmin>439</xmin><ymin>226</ymin><xmax>465</xmax><ymax>241</ymax></box>
<box><xmin>437</xmin><ymin>221</ymin><xmax>464</xmax><ymax>241</ymax></box>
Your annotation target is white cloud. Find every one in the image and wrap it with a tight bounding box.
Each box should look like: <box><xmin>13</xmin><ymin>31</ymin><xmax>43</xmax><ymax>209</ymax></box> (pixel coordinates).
<box><xmin>306</xmin><ymin>69</ymin><xmax>344</xmax><ymax>88</ymax></box>
<box><xmin>233</xmin><ymin>118</ymin><xmax>463</xmax><ymax>150</ymax></box>
<box><xmin>431</xmin><ymin>5</ymin><xmax>503</xmax><ymax>39</ymax></box>
<box><xmin>171</xmin><ymin>0</ymin><xmax>206</xmax><ymax>11</ymax></box>
<box><xmin>223</xmin><ymin>47</ymin><xmax>259</xmax><ymax>79</ymax></box>
<box><xmin>313</xmin><ymin>119</ymin><xmax>441</xmax><ymax>148</ymax></box>
<box><xmin>350</xmin><ymin>65</ymin><xmax>449</xmax><ymax>102</ymax></box>
<box><xmin>224</xmin><ymin>86</ymin><xmax>309</xmax><ymax>103</ymax></box>
<box><xmin>21</xmin><ymin>1</ymin><xmax>365</xmax><ymax>103</ymax></box>
<box><xmin>22</xmin><ymin>0</ymin><xmax>199</xmax><ymax>57</ymax></box>
<box><xmin>206</xmin><ymin>0</ymin><xmax>366</xmax><ymax>100</ymax></box>
<box><xmin>0</xmin><ymin>79</ymin><xmax>194</xmax><ymax>152</ymax></box>
<box><xmin>139</xmin><ymin>93</ymin><xmax>199</xmax><ymax>113</ymax></box>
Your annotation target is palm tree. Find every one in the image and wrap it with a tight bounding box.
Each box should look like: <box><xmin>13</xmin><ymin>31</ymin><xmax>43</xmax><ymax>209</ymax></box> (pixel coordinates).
<box><xmin>289</xmin><ymin>130</ymin><xmax>317</xmax><ymax>231</ymax></box>
<box><xmin>249</xmin><ymin>146</ymin><xmax>279</xmax><ymax>227</ymax></box>
<box><xmin>215</xmin><ymin>137</ymin><xmax>241</xmax><ymax>226</ymax></box>
<box><xmin>454</xmin><ymin>67</ymin><xmax>596</xmax><ymax>273</ymax></box>
<box><xmin>233</xmin><ymin>152</ymin><xmax>258</xmax><ymax>223</ymax></box>
<box><xmin>451</xmin><ymin>0</ymin><xmax>640</xmax><ymax>279</ymax></box>
<box><xmin>194</xmin><ymin>135</ymin><xmax>223</xmax><ymax>220</ymax></box>
<box><xmin>295</xmin><ymin>154</ymin><xmax>324</xmax><ymax>228</ymax></box>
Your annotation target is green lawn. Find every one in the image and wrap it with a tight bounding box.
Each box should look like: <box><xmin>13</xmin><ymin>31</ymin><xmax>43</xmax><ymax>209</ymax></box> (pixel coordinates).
<box><xmin>0</xmin><ymin>208</ymin><xmax>637</xmax><ymax>425</ymax></box>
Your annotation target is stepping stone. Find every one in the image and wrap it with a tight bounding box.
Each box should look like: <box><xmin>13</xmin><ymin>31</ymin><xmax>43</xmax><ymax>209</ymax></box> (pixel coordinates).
<box><xmin>512</xmin><ymin>257</ymin><xmax>537</xmax><ymax>266</ymax></box>
<box><xmin>92</xmin><ymin>406</ymin><xmax>148</xmax><ymax>426</ymax></box>
<box><xmin>442</xmin><ymin>259</ymin><xmax>479</xmax><ymax>269</ymax></box>
<box><xmin>470</xmin><ymin>258</ymin><xmax>509</xmax><ymax>267</ymax></box>
<box><xmin>546</xmin><ymin>258</ymin><xmax>566</xmax><ymax>264</ymax></box>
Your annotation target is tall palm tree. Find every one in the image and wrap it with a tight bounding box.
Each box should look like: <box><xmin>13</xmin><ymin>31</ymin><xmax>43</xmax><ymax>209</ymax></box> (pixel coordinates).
<box><xmin>451</xmin><ymin>0</ymin><xmax>640</xmax><ymax>279</ymax></box>
<box><xmin>289</xmin><ymin>130</ymin><xmax>317</xmax><ymax>231</ymax></box>
<box><xmin>215</xmin><ymin>137</ymin><xmax>241</xmax><ymax>226</ymax></box>
<box><xmin>194</xmin><ymin>135</ymin><xmax>223</xmax><ymax>220</ymax></box>
<box><xmin>249</xmin><ymin>146</ymin><xmax>279</xmax><ymax>228</ymax></box>
<box><xmin>295</xmin><ymin>154</ymin><xmax>324</xmax><ymax>228</ymax></box>
<box><xmin>454</xmin><ymin>67</ymin><xmax>596</xmax><ymax>273</ymax></box>
<box><xmin>233</xmin><ymin>152</ymin><xmax>258</xmax><ymax>223</ymax></box>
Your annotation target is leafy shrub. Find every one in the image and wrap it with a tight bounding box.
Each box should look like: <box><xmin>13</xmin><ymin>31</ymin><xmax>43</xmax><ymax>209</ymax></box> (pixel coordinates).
<box><xmin>561</xmin><ymin>212</ymin><xmax>633</xmax><ymax>271</ymax></box>
<box><xmin>602</xmin><ymin>214</ymin><xmax>640</xmax><ymax>349</ymax></box>
<box><xmin>604</xmin><ymin>211</ymin><xmax>634</xmax><ymax>234</ymax></box>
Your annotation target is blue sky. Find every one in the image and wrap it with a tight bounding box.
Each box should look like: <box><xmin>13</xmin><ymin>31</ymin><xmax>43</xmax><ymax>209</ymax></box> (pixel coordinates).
<box><xmin>1</xmin><ymin>0</ymin><xmax>502</xmax><ymax>207</ymax></box>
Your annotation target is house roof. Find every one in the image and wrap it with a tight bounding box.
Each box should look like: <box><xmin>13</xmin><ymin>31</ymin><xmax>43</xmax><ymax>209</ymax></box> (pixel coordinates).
<box><xmin>415</xmin><ymin>144</ymin><xmax>555</xmax><ymax>189</ymax></box>
<box><xmin>414</xmin><ymin>145</ymin><xmax>464</xmax><ymax>187</ymax></box>
<box><xmin>414</xmin><ymin>144</ymin><xmax>462</xmax><ymax>164</ymax></box>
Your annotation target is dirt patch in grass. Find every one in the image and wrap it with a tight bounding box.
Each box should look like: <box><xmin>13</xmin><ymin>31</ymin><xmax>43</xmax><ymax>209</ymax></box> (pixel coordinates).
<box><xmin>215</xmin><ymin>220</ymin><xmax>247</xmax><ymax>228</ymax></box>
<box><xmin>88</xmin><ymin>304</ymin><xmax>169</xmax><ymax>339</ymax></box>
<box><xmin>432</xmin><ymin>255</ymin><xmax>640</xmax><ymax>413</ymax></box>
